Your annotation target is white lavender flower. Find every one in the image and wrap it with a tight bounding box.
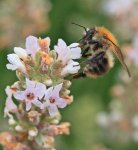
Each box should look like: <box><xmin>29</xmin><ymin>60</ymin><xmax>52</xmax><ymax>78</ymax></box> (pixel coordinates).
<box><xmin>6</xmin><ymin>54</ymin><xmax>26</xmax><ymax>73</ymax></box>
<box><xmin>14</xmin><ymin>78</ymin><xmax>46</xmax><ymax>111</ymax></box>
<box><xmin>14</xmin><ymin>47</ymin><xmax>28</xmax><ymax>60</ymax></box>
<box><xmin>54</xmin><ymin>39</ymin><xmax>81</xmax><ymax>76</ymax></box>
<box><xmin>42</xmin><ymin>83</ymin><xmax>67</xmax><ymax>117</ymax></box>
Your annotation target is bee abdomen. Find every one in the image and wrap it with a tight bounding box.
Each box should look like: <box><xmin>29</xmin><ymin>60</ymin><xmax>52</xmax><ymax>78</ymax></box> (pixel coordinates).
<box><xmin>84</xmin><ymin>55</ymin><xmax>111</xmax><ymax>77</ymax></box>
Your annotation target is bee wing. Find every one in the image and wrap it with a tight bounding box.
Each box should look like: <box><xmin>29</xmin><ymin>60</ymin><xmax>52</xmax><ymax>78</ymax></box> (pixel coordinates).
<box><xmin>107</xmin><ymin>38</ymin><xmax>131</xmax><ymax>77</ymax></box>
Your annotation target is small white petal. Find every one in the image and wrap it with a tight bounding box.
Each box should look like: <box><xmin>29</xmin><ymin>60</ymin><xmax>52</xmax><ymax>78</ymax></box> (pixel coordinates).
<box><xmin>7</xmin><ymin>54</ymin><xmax>26</xmax><ymax>72</ymax></box>
<box><xmin>48</xmin><ymin>104</ymin><xmax>58</xmax><ymax>117</ymax></box>
<box><xmin>54</xmin><ymin>39</ymin><xmax>70</xmax><ymax>64</ymax></box>
<box><xmin>52</xmin><ymin>83</ymin><xmax>63</xmax><ymax>98</ymax></box>
<box><xmin>6</xmin><ymin>64</ymin><xmax>17</xmax><ymax>70</ymax></box>
<box><xmin>45</xmin><ymin>87</ymin><xmax>54</xmax><ymax>100</ymax></box>
<box><xmin>57</xmin><ymin>39</ymin><xmax>67</xmax><ymax>49</ymax></box>
<box><xmin>69</xmin><ymin>43</ymin><xmax>82</xmax><ymax>59</ymax></box>
<box><xmin>33</xmin><ymin>100</ymin><xmax>42</xmax><ymax>108</ymax></box>
<box><xmin>26</xmin><ymin>102</ymin><xmax>32</xmax><ymax>111</ymax></box>
<box><xmin>5</xmin><ymin>86</ymin><xmax>12</xmax><ymax>97</ymax></box>
<box><xmin>56</xmin><ymin>98</ymin><xmax>67</xmax><ymax>108</ymax></box>
<box><xmin>7</xmin><ymin>54</ymin><xmax>20</xmax><ymax>65</ymax></box>
<box><xmin>14</xmin><ymin>47</ymin><xmax>28</xmax><ymax>59</ymax></box>
<box><xmin>26</xmin><ymin>35</ymin><xmax>40</xmax><ymax>58</ymax></box>
<box><xmin>35</xmin><ymin>82</ymin><xmax>46</xmax><ymax>99</ymax></box>
<box><xmin>41</xmin><ymin>102</ymin><xmax>47</xmax><ymax>109</ymax></box>
<box><xmin>4</xmin><ymin>97</ymin><xmax>18</xmax><ymax>117</ymax></box>
<box><xmin>14</xmin><ymin>91</ymin><xmax>25</xmax><ymax>101</ymax></box>
<box><xmin>61</xmin><ymin>60</ymin><xmax>80</xmax><ymax>76</ymax></box>
<box><xmin>26</xmin><ymin>78</ymin><xmax>36</xmax><ymax>89</ymax></box>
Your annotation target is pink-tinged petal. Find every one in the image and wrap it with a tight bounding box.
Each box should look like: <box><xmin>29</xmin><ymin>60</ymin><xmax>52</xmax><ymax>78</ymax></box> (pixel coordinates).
<box><xmin>48</xmin><ymin>104</ymin><xmax>58</xmax><ymax>117</ymax></box>
<box><xmin>45</xmin><ymin>87</ymin><xmax>54</xmax><ymax>100</ymax></box>
<box><xmin>52</xmin><ymin>83</ymin><xmax>63</xmax><ymax>98</ymax></box>
<box><xmin>35</xmin><ymin>82</ymin><xmax>46</xmax><ymax>99</ymax></box>
<box><xmin>32</xmin><ymin>100</ymin><xmax>42</xmax><ymax>108</ymax></box>
<box><xmin>26</xmin><ymin>102</ymin><xmax>32</xmax><ymax>111</ymax></box>
<box><xmin>14</xmin><ymin>91</ymin><xmax>25</xmax><ymax>101</ymax></box>
<box><xmin>56</xmin><ymin>98</ymin><xmax>67</xmax><ymax>108</ymax></box>
<box><xmin>4</xmin><ymin>97</ymin><xmax>18</xmax><ymax>117</ymax></box>
<box><xmin>41</xmin><ymin>101</ymin><xmax>48</xmax><ymax>109</ymax></box>
<box><xmin>57</xmin><ymin>39</ymin><xmax>67</xmax><ymax>49</ymax></box>
<box><xmin>5</xmin><ymin>86</ymin><xmax>12</xmax><ymax>97</ymax></box>
<box><xmin>26</xmin><ymin>78</ymin><xmax>36</xmax><ymax>89</ymax></box>
<box><xmin>26</xmin><ymin>36</ymin><xmax>40</xmax><ymax>57</ymax></box>
<box><xmin>54</xmin><ymin>39</ymin><xmax>70</xmax><ymax>64</ymax></box>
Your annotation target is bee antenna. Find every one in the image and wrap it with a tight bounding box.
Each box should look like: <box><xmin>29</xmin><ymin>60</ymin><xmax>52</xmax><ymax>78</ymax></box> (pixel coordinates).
<box><xmin>72</xmin><ymin>22</ymin><xmax>87</xmax><ymax>33</ymax></box>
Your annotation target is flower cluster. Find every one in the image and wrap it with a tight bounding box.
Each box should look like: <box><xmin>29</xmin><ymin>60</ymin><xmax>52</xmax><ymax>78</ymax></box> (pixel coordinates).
<box><xmin>1</xmin><ymin>36</ymin><xmax>81</xmax><ymax>150</ymax></box>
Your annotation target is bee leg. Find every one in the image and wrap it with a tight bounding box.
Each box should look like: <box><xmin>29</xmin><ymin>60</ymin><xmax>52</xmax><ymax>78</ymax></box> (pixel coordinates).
<box><xmin>70</xmin><ymin>72</ymin><xmax>86</xmax><ymax>81</ymax></box>
<box><xmin>89</xmin><ymin>40</ymin><xmax>103</xmax><ymax>51</ymax></box>
<box><xmin>82</xmin><ymin>47</ymin><xmax>91</xmax><ymax>57</ymax></box>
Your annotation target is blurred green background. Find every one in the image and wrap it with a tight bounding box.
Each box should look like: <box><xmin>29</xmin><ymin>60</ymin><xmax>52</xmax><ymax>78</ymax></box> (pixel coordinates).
<box><xmin>0</xmin><ymin>0</ymin><xmax>129</xmax><ymax>150</ymax></box>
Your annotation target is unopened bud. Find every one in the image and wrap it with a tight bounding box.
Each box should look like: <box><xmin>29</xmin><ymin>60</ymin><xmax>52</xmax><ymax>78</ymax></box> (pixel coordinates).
<box><xmin>65</xmin><ymin>80</ymin><xmax>72</xmax><ymax>88</ymax></box>
<box><xmin>8</xmin><ymin>118</ymin><xmax>16</xmax><ymax>125</ymax></box>
<box><xmin>28</xmin><ymin>127</ymin><xmax>38</xmax><ymax>137</ymax></box>
<box><xmin>15</xmin><ymin>125</ymin><xmax>24</xmax><ymax>132</ymax></box>
<box><xmin>51</xmin><ymin>119</ymin><xmax>60</xmax><ymax>124</ymax></box>
<box><xmin>65</xmin><ymin>90</ymin><xmax>70</xmax><ymax>95</ymax></box>
<box><xmin>45</xmin><ymin>79</ymin><xmax>53</xmax><ymax>86</ymax></box>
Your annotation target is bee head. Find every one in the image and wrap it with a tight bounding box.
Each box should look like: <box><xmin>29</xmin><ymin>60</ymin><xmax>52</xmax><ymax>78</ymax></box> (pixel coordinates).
<box><xmin>71</xmin><ymin>23</ymin><xmax>96</xmax><ymax>44</ymax></box>
<box><xmin>85</xmin><ymin>28</ymin><xmax>96</xmax><ymax>36</ymax></box>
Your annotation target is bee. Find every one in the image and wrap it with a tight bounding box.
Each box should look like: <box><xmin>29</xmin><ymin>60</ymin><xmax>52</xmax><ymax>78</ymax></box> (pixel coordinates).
<box><xmin>71</xmin><ymin>23</ymin><xmax>131</xmax><ymax>79</ymax></box>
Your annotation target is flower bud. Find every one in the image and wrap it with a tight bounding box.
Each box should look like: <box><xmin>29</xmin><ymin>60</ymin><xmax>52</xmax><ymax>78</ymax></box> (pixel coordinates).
<box><xmin>45</xmin><ymin>79</ymin><xmax>53</xmax><ymax>86</ymax></box>
<box><xmin>15</xmin><ymin>125</ymin><xmax>24</xmax><ymax>132</ymax></box>
<box><xmin>28</xmin><ymin>127</ymin><xmax>38</xmax><ymax>137</ymax></box>
<box><xmin>51</xmin><ymin>119</ymin><xmax>60</xmax><ymax>124</ymax></box>
<box><xmin>65</xmin><ymin>90</ymin><xmax>70</xmax><ymax>95</ymax></box>
<box><xmin>27</xmin><ymin>111</ymin><xmax>41</xmax><ymax>125</ymax></box>
<box><xmin>8</xmin><ymin>118</ymin><xmax>16</xmax><ymax>125</ymax></box>
<box><xmin>63</xmin><ymin>80</ymin><xmax>72</xmax><ymax>88</ymax></box>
